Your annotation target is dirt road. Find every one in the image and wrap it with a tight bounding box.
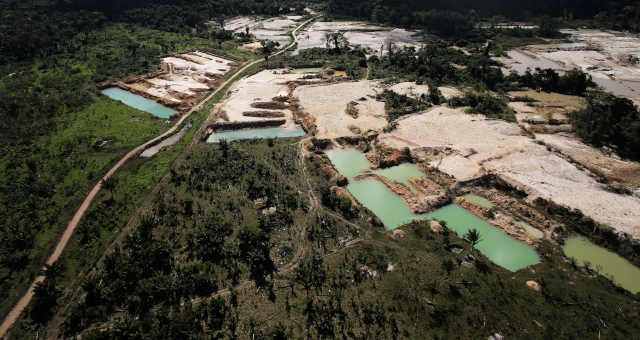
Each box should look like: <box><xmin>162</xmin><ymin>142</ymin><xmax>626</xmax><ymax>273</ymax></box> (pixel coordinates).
<box><xmin>0</xmin><ymin>16</ymin><xmax>316</xmax><ymax>339</ymax></box>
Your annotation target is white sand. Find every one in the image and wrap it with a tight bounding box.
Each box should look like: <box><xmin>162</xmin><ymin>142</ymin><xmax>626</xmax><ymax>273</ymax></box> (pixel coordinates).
<box><xmin>380</xmin><ymin>107</ymin><xmax>640</xmax><ymax>237</ymax></box>
<box><xmin>294</xmin><ymin>80</ymin><xmax>388</xmax><ymax>138</ymax></box>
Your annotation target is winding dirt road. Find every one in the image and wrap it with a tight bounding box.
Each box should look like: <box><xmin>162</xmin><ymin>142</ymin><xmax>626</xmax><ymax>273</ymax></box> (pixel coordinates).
<box><xmin>0</xmin><ymin>16</ymin><xmax>316</xmax><ymax>338</ymax></box>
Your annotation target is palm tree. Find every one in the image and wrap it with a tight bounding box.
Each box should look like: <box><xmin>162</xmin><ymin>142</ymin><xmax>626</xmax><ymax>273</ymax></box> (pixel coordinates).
<box><xmin>464</xmin><ymin>228</ymin><xmax>482</xmax><ymax>248</ymax></box>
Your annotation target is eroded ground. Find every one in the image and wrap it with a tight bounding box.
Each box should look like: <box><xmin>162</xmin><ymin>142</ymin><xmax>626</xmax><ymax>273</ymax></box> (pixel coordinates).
<box><xmin>497</xmin><ymin>29</ymin><xmax>640</xmax><ymax>105</ymax></box>
<box><xmin>378</xmin><ymin>106</ymin><xmax>640</xmax><ymax>237</ymax></box>
<box><xmin>109</xmin><ymin>51</ymin><xmax>238</xmax><ymax>113</ymax></box>
<box><xmin>294</xmin><ymin>21</ymin><xmax>422</xmax><ymax>55</ymax></box>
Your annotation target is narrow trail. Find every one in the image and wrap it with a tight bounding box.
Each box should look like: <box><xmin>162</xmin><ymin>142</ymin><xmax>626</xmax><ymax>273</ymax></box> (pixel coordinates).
<box><xmin>0</xmin><ymin>16</ymin><xmax>316</xmax><ymax>339</ymax></box>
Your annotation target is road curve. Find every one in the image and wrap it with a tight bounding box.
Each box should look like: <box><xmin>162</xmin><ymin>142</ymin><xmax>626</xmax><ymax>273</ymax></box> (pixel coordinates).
<box><xmin>0</xmin><ymin>16</ymin><xmax>315</xmax><ymax>338</ymax></box>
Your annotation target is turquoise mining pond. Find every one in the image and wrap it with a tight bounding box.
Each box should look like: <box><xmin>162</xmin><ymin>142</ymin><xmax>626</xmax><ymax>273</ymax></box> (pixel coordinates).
<box><xmin>372</xmin><ymin>163</ymin><xmax>426</xmax><ymax>189</ymax></box>
<box><xmin>427</xmin><ymin>204</ymin><xmax>541</xmax><ymax>271</ymax></box>
<box><xmin>324</xmin><ymin>148</ymin><xmax>372</xmax><ymax>178</ymax></box>
<box><xmin>463</xmin><ymin>194</ymin><xmax>494</xmax><ymax>209</ymax></box>
<box><xmin>101</xmin><ymin>87</ymin><xmax>176</xmax><ymax>118</ymax></box>
<box><xmin>206</xmin><ymin>127</ymin><xmax>306</xmax><ymax>143</ymax></box>
<box><xmin>563</xmin><ymin>236</ymin><xmax>640</xmax><ymax>294</ymax></box>
<box><xmin>347</xmin><ymin>179</ymin><xmax>427</xmax><ymax>229</ymax></box>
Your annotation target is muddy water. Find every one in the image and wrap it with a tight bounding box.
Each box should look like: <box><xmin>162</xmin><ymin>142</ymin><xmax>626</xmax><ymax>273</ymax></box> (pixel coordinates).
<box><xmin>207</xmin><ymin>127</ymin><xmax>305</xmax><ymax>143</ymax></box>
<box><xmin>372</xmin><ymin>163</ymin><xmax>425</xmax><ymax>189</ymax></box>
<box><xmin>427</xmin><ymin>204</ymin><xmax>541</xmax><ymax>271</ymax></box>
<box><xmin>324</xmin><ymin>148</ymin><xmax>372</xmax><ymax>178</ymax></box>
<box><xmin>563</xmin><ymin>236</ymin><xmax>640</xmax><ymax>294</ymax></box>
<box><xmin>101</xmin><ymin>87</ymin><xmax>176</xmax><ymax>118</ymax></box>
<box><xmin>463</xmin><ymin>194</ymin><xmax>494</xmax><ymax>209</ymax></box>
<box><xmin>347</xmin><ymin>179</ymin><xmax>426</xmax><ymax>229</ymax></box>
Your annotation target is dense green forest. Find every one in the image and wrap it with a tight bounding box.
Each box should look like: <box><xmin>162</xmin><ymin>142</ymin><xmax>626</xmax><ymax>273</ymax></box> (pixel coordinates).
<box><xmin>12</xmin><ymin>138</ymin><xmax>638</xmax><ymax>339</ymax></box>
<box><xmin>326</xmin><ymin>0</ymin><xmax>640</xmax><ymax>32</ymax></box>
<box><xmin>0</xmin><ymin>0</ymin><xmax>303</xmax><ymax>323</ymax></box>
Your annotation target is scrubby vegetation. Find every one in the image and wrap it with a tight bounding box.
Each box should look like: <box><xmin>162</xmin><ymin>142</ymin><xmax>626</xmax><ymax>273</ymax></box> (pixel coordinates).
<box><xmin>571</xmin><ymin>92</ymin><xmax>640</xmax><ymax>161</ymax></box>
<box><xmin>269</xmin><ymin>47</ymin><xmax>368</xmax><ymax>80</ymax></box>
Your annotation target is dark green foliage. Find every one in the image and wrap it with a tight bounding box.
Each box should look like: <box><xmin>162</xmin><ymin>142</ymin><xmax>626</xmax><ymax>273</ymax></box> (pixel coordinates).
<box><xmin>571</xmin><ymin>91</ymin><xmax>640</xmax><ymax>160</ymax></box>
<box><xmin>270</xmin><ymin>48</ymin><xmax>368</xmax><ymax>80</ymax></box>
<box><xmin>518</xmin><ymin>68</ymin><xmax>595</xmax><ymax>95</ymax></box>
<box><xmin>378</xmin><ymin>90</ymin><xmax>431</xmax><ymax>121</ymax></box>
<box><xmin>30</xmin><ymin>262</ymin><xmax>64</xmax><ymax>324</ymax></box>
<box><xmin>450</xmin><ymin>92</ymin><xmax>516</xmax><ymax>122</ymax></box>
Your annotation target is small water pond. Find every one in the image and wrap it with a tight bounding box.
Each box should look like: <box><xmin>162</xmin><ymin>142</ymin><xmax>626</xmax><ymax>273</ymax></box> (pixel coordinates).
<box><xmin>427</xmin><ymin>204</ymin><xmax>541</xmax><ymax>271</ymax></box>
<box><xmin>372</xmin><ymin>163</ymin><xmax>426</xmax><ymax>190</ymax></box>
<box><xmin>206</xmin><ymin>127</ymin><xmax>306</xmax><ymax>143</ymax></box>
<box><xmin>563</xmin><ymin>236</ymin><xmax>640</xmax><ymax>294</ymax></box>
<box><xmin>463</xmin><ymin>194</ymin><xmax>494</xmax><ymax>209</ymax></box>
<box><xmin>324</xmin><ymin>148</ymin><xmax>372</xmax><ymax>178</ymax></box>
<box><xmin>516</xmin><ymin>221</ymin><xmax>544</xmax><ymax>239</ymax></box>
<box><xmin>101</xmin><ymin>87</ymin><xmax>176</xmax><ymax>118</ymax></box>
<box><xmin>347</xmin><ymin>179</ymin><xmax>426</xmax><ymax>230</ymax></box>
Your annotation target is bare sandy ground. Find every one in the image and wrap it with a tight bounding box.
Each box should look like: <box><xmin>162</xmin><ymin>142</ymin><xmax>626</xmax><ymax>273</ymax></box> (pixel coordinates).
<box><xmin>498</xmin><ymin>30</ymin><xmax>640</xmax><ymax>105</ymax></box>
<box><xmin>218</xmin><ymin>69</ymin><xmax>322</xmax><ymax>126</ymax></box>
<box><xmin>386</xmin><ymin>82</ymin><xmax>461</xmax><ymax>100</ymax></box>
<box><xmin>509</xmin><ymin>90</ymin><xmax>585</xmax><ymax>123</ymax></box>
<box><xmin>294</xmin><ymin>80</ymin><xmax>387</xmax><ymax>138</ymax></box>
<box><xmin>294</xmin><ymin>21</ymin><xmax>422</xmax><ymax>55</ymax></box>
<box><xmin>222</xmin><ymin>16</ymin><xmax>302</xmax><ymax>47</ymax></box>
<box><xmin>379</xmin><ymin>106</ymin><xmax>640</xmax><ymax>237</ymax></box>
<box><xmin>134</xmin><ymin>51</ymin><xmax>235</xmax><ymax>104</ymax></box>
<box><xmin>536</xmin><ymin>133</ymin><xmax>640</xmax><ymax>190</ymax></box>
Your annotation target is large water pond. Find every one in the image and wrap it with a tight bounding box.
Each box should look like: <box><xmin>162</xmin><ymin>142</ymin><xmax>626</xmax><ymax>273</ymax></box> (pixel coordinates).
<box><xmin>324</xmin><ymin>148</ymin><xmax>371</xmax><ymax>178</ymax></box>
<box><xmin>563</xmin><ymin>236</ymin><xmax>640</xmax><ymax>294</ymax></box>
<box><xmin>101</xmin><ymin>87</ymin><xmax>176</xmax><ymax>118</ymax></box>
<box><xmin>347</xmin><ymin>179</ymin><xmax>426</xmax><ymax>229</ymax></box>
<box><xmin>372</xmin><ymin>163</ymin><xmax>426</xmax><ymax>189</ymax></box>
<box><xmin>207</xmin><ymin>127</ymin><xmax>306</xmax><ymax>143</ymax></box>
<box><xmin>427</xmin><ymin>204</ymin><xmax>541</xmax><ymax>271</ymax></box>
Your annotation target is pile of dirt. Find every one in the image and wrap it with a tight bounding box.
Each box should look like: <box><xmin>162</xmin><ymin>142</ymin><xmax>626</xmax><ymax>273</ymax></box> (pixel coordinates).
<box><xmin>251</xmin><ymin>101</ymin><xmax>289</xmax><ymax>110</ymax></box>
<box><xmin>242</xmin><ymin>111</ymin><xmax>286</xmax><ymax>118</ymax></box>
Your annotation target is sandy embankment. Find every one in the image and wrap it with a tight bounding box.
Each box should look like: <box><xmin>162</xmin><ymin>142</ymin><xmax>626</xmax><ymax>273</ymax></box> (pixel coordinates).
<box><xmin>379</xmin><ymin>106</ymin><xmax>640</xmax><ymax>237</ymax></box>
<box><xmin>294</xmin><ymin>80</ymin><xmax>388</xmax><ymax>138</ymax></box>
<box><xmin>216</xmin><ymin>69</ymin><xmax>322</xmax><ymax>129</ymax></box>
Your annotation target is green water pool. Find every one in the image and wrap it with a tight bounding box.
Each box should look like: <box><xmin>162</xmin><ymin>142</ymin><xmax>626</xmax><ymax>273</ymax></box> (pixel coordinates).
<box><xmin>372</xmin><ymin>163</ymin><xmax>426</xmax><ymax>189</ymax></box>
<box><xmin>347</xmin><ymin>179</ymin><xmax>426</xmax><ymax>229</ymax></box>
<box><xmin>293</xmin><ymin>67</ymin><xmax>321</xmax><ymax>73</ymax></box>
<box><xmin>101</xmin><ymin>87</ymin><xmax>176</xmax><ymax>118</ymax></box>
<box><xmin>563</xmin><ymin>236</ymin><xmax>640</xmax><ymax>294</ymax></box>
<box><xmin>207</xmin><ymin>127</ymin><xmax>306</xmax><ymax>143</ymax></box>
<box><xmin>463</xmin><ymin>194</ymin><xmax>494</xmax><ymax>209</ymax></box>
<box><xmin>427</xmin><ymin>205</ymin><xmax>541</xmax><ymax>271</ymax></box>
<box><xmin>324</xmin><ymin>148</ymin><xmax>372</xmax><ymax>178</ymax></box>
<box><xmin>517</xmin><ymin>221</ymin><xmax>544</xmax><ymax>239</ymax></box>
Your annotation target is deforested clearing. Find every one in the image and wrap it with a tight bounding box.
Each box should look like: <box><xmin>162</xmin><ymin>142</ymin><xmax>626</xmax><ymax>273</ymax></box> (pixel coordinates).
<box><xmin>294</xmin><ymin>80</ymin><xmax>387</xmax><ymax>138</ymax></box>
<box><xmin>216</xmin><ymin>69</ymin><xmax>319</xmax><ymax>127</ymax></box>
<box><xmin>380</xmin><ymin>106</ymin><xmax>640</xmax><ymax>237</ymax></box>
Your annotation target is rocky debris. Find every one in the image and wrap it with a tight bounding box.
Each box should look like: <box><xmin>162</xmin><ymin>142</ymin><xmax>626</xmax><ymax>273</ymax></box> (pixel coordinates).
<box><xmin>366</xmin><ymin>148</ymin><xmax>410</xmax><ymax>169</ymax></box>
<box><xmin>526</xmin><ymin>280</ymin><xmax>542</xmax><ymax>292</ymax></box>
<box><xmin>430</xmin><ymin>220</ymin><xmax>444</xmax><ymax>233</ymax></box>
<box><xmin>353</xmin><ymin>173</ymin><xmax>449</xmax><ymax>214</ymax></box>
<box><xmin>392</xmin><ymin>229</ymin><xmax>406</xmax><ymax>238</ymax></box>
<box><xmin>387</xmin><ymin>263</ymin><xmax>396</xmax><ymax>272</ymax></box>
<box><xmin>360</xmin><ymin>265</ymin><xmax>378</xmax><ymax>279</ymax></box>
<box><xmin>346</xmin><ymin>101</ymin><xmax>360</xmax><ymax>118</ymax></box>
<box><xmin>461</xmin><ymin>254</ymin><xmax>476</xmax><ymax>266</ymax></box>
<box><xmin>262</xmin><ymin>207</ymin><xmax>277</xmax><ymax>215</ymax></box>
<box><xmin>242</xmin><ymin>111</ymin><xmax>286</xmax><ymax>118</ymax></box>
<box><xmin>489</xmin><ymin>333</ymin><xmax>504</xmax><ymax>340</ymax></box>
<box><xmin>446</xmin><ymin>244</ymin><xmax>464</xmax><ymax>254</ymax></box>
<box><xmin>254</xmin><ymin>198</ymin><xmax>267</xmax><ymax>209</ymax></box>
